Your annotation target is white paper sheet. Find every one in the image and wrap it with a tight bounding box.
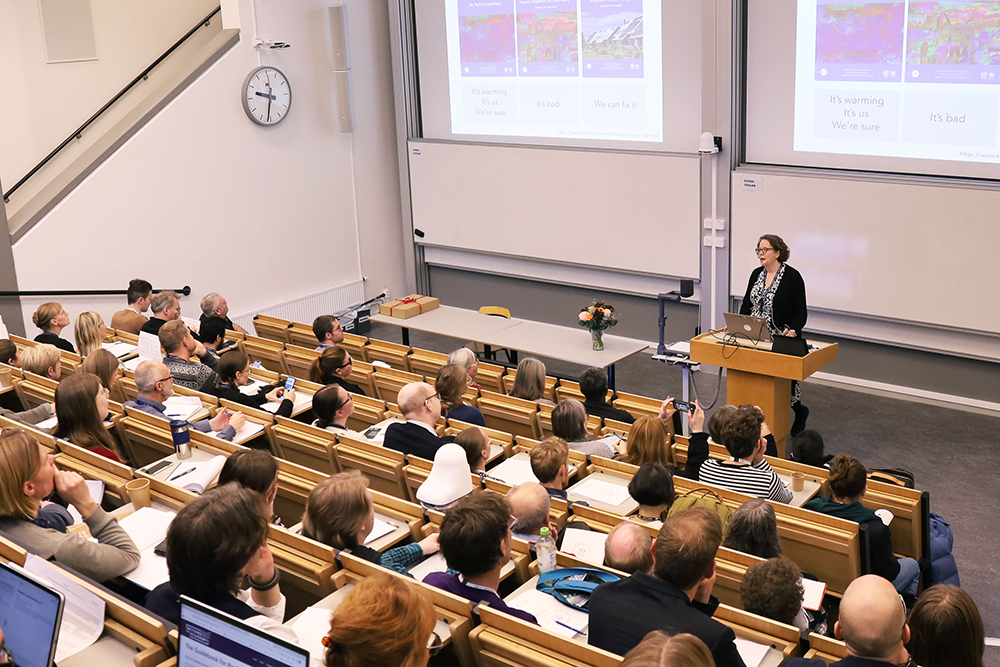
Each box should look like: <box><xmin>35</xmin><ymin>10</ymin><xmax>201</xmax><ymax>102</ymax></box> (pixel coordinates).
<box><xmin>24</xmin><ymin>554</ymin><xmax>106</xmax><ymax>663</ymax></box>
<box><xmin>239</xmin><ymin>378</ymin><xmax>269</xmax><ymax>396</ymax></box>
<box><xmin>162</xmin><ymin>395</ymin><xmax>204</xmax><ymax>421</ymax></box>
<box><xmin>487</xmin><ymin>458</ymin><xmax>539</xmax><ymax>486</ymax></box>
<box><xmin>34</xmin><ymin>415</ymin><xmax>59</xmax><ymax>431</ymax></box>
<box><xmin>67</xmin><ymin>480</ymin><xmax>105</xmax><ymax>526</ymax></box>
<box><xmin>570</xmin><ymin>476</ymin><xmax>631</xmax><ymax>506</ymax></box>
<box><xmin>263</xmin><ymin>389</ymin><xmax>313</xmax><ymax>414</ymax></box>
<box><xmin>802</xmin><ymin>578</ymin><xmax>828</xmax><ymax>611</ymax></box>
<box><xmin>122</xmin><ymin>356</ymin><xmax>144</xmax><ymax>372</ymax></box>
<box><xmin>137</xmin><ymin>332</ymin><xmax>161</xmax><ymax>362</ymax></box>
<box><xmin>118</xmin><ymin>507</ymin><xmax>175</xmax><ymax>552</ymax></box>
<box><xmin>408</xmin><ymin>552</ymin><xmax>515</xmax><ymax>582</ymax></box>
<box><xmin>363</xmin><ymin>517</ymin><xmax>399</xmax><ymax>545</ymax></box>
<box><xmin>291</xmin><ymin>607</ymin><xmax>334</xmax><ymax>664</ymax></box>
<box><xmin>504</xmin><ymin>588</ymin><xmax>589</xmax><ymax>638</ymax></box>
<box><xmin>875</xmin><ymin>508</ymin><xmax>894</xmax><ymax>526</ymax></box>
<box><xmin>165</xmin><ymin>454</ymin><xmax>227</xmax><ymax>494</ymax></box>
<box><xmin>734</xmin><ymin>638</ymin><xmax>771</xmax><ymax>667</ymax></box>
<box><xmin>102</xmin><ymin>341</ymin><xmax>138</xmax><ymax>359</ymax></box>
<box><xmin>559</xmin><ymin>528</ymin><xmax>607</xmax><ymax>564</ymax></box>
<box><xmin>216</xmin><ymin>421</ymin><xmax>266</xmax><ymax>444</ymax></box>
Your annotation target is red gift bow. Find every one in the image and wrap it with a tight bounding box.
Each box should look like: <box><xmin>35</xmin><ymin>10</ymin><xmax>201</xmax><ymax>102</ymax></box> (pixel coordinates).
<box><xmin>389</xmin><ymin>296</ymin><xmax>424</xmax><ymax>317</ymax></box>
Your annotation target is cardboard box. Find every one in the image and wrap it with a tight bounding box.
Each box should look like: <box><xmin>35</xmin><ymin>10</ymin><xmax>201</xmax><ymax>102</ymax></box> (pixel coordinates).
<box><xmin>379</xmin><ymin>294</ymin><xmax>440</xmax><ymax>319</ymax></box>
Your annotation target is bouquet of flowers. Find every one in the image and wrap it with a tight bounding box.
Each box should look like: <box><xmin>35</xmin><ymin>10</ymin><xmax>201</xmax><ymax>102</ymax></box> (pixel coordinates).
<box><xmin>578</xmin><ymin>301</ymin><xmax>617</xmax><ymax>350</ymax></box>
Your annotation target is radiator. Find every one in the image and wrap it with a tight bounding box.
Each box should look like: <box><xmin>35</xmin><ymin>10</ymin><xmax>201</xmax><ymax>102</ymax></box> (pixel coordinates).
<box><xmin>231</xmin><ymin>280</ymin><xmax>367</xmax><ymax>335</ymax></box>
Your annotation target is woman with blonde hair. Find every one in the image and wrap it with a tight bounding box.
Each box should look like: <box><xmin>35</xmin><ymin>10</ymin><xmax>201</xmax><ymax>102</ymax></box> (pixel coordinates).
<box><xmin>53</xmin><ymin>373</ymin><xmax>125</xmax><ymax>462</ymax></box>
<box><xmin>81</xmin><ymin>348</ymin><xmax>122</xmax><ymax>394</ymax></box>
<box><xmin>508</xmin><ymin>358</ymin><xmax>554</xmax><ymax>406</ymax></box>
<box><xmin>73</xmin><ymin>311</ymin><xmax>106</xmax><ymax>357</ymax></box>
<box><xmin>0</xmin><ymin>428</ymin><xmax>139</xmax><ymax>582</ymax></box>
<box><xmin>324</xmin><ymin>573</ymin><xmax>437</xmax><ymax>667</ymax></box>
<box><xmin>20</xmin><ymin>343</ymin><xmax>62</xmax><ymax>380</ymax></box>
<box><xmin>31</xmin><ymin>302</ymin><xmax>75</xmax><ymax>352</ymax></box>
<box><xmin>309</xmin><ymin>346</ymin><xmax>365</xmax><ymax>395</ymax></box>
<box><xmin>302</xmin><ymin>470</ymin><xmax>439</xmax><ymax>577</ymax></box>
<box><xmin>435</xmin><ymin>363</ymin><xmax>485</xmax><ymax>426</ymax></box>
<box><xmin>620</xmin><ymin>631</ymin><xmax>715</xmax><ymax>667</ymax></box>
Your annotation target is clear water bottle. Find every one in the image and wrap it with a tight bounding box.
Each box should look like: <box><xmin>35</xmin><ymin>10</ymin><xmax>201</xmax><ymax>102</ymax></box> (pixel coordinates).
<box><xmin>536</xmin><ymin>526</ymin><xmax>557</xmax><ymax>573</ymax></box>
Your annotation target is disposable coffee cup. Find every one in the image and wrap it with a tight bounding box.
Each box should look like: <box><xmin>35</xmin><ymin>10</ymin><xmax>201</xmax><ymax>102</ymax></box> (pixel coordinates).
<box><xmin>170</xmin><ymin>420</ymin><xmax>192</xmax><ymax>460</ymax></box>
<box><xmin>125</xmin><ymin>478</ymin><xmax>151</xmax><ymax>509</ymax></box>
<box><xmin>791</xmin><ymin>471</ymin><xmax>805</xmax><ymax>492</ymax></box>
<box><xmin>0</xmin><ymin>367</ymin><xmax>12</xmax><ymax>388</ymax></box>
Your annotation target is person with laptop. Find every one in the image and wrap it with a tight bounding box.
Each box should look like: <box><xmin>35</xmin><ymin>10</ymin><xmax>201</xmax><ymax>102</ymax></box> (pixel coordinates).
<box><xmin>0</xmin><ymin>428</ymin><xmax>140</xmax><ymax>582</ymax></box>
<box><xmin>145</xmin><ymin>484</ymin><xmax>298</xmax><ymax>643</ymax></box>
<box><xmin>738</xmin><ymin>233</ymin><xmax>810</xmax><ymax>435</ymax></box>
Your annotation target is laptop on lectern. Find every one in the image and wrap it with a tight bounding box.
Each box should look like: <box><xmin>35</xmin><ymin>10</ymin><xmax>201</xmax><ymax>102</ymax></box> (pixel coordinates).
<box><xmin>0</xmin><ymin>561</ymin><xmax>65</xmax><ymax>667</ymax></box>
<box><xmin>724</xmin><ymin>312</ymin><xmax>772</xmax><ymax>343</ymax></box>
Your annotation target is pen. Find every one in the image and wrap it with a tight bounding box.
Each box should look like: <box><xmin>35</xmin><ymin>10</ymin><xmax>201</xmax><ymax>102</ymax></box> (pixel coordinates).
<box><xmin>555</xmin><ymin>620</ymin><xmax>586</xmax><ymax>635</ymax></box>
<box><xmin>169</xmin><ymin>467</ymin><xmax>197</xmax><ymax>482</ymax></box>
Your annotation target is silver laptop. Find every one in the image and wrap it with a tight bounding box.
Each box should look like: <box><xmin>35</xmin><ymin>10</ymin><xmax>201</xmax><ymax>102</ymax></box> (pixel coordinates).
<box><xmin>0</xmin><ymin>561</ymin><xmax>65</xmax><ymax>667</ymax></box>
<box><xmin>724</xmin><ymin>313</ymin><xmax>772</xmax><ymax>343</ymax></box>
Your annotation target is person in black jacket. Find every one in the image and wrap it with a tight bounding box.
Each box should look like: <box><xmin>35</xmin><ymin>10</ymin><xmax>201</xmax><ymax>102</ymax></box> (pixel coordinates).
<box><xmin>213</xmin><ymin>350</ymin><xmax>294</xmax><ymax>418</ymax></box>
<box><xmin>579</xmin><ymin>367</ymin><xmax>634</xmax><ymax>423</ymax></box>
<box><xmin>589</xmin><ymin>507</ymin><xmax>746</xmax><ymax>667</ymax></box>
<box><xmin>31</xmin><ymin>302</ymin><xmax>75</xmax><ymax>353</ymax></box>
<box><xmin>740</xmin><ymin>234</ymin><xmax>809</xmax><ymax>434</ymax></box>
<box><xmin>804</xmin><ymin>455</ymin><xmax>920</xmax><ymax>598</ymax></box>
<box><xmin>383</xmin><ymin>382</ymin><xmax>454</xmax><ymax>460</ymax></box>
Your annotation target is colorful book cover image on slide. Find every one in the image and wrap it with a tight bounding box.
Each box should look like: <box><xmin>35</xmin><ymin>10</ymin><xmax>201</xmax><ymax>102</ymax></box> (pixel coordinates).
<box><xmin>815</xmin><ymin>2</ymin><xmax>906</xmax><ymax>81</ymax></box>
<box><xmin>581</xmin><ymin>0</ymin><xmax>644</xmax><ymax>77</ymax></box>
<box><xmin>905</xmin><ymin>1</ymin><xmax>1000</xmax><ymax>83</ymax></box>
<box><xmin>516</xmin><ymin>0</ymin><xmax>580</xmax><ymax>76</ymax></box>
<box><xmin>459</xmin><ymin>0</ymin><xmax>517</xmax><ymax>76</ymax></box>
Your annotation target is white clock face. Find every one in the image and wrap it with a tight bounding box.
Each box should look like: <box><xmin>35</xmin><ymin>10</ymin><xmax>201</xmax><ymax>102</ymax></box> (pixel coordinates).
<box><xmin>242</xmin><ymin>67</ymin><xmax>292</xmax><ymax>126</ymax></box>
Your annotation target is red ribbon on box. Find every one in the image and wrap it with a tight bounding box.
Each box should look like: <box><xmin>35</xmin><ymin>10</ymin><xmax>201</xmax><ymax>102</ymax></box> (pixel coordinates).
<box><xmin>389</xmin><ymin>296</ymin><xmax>423</xmax><ymax>317</ymax></box>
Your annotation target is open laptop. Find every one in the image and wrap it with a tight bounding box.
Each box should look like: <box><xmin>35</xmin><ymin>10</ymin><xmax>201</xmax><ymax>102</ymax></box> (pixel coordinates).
<box><xmin>178</xmin><ymin>595</ymin><xmax>309</xmax><ymax>667</ymax></box>
<box><xmin>723</xmin><ymin>312</ymin><xmax>772</xmax><ymax>343</ymax></box>
<box><xmin>0</xmin><ymin>561</ymin><xmax>65</xmax><ymax>667</ymax></box>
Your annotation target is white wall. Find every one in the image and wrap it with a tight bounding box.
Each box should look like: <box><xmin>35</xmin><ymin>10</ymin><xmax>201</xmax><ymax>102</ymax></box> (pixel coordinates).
<box><xmin>10</xmin><ymin>0</ymin><xmax>408</xmax><ymax>341</ymax></box>
<box><xmin>0</xmin><ymin>0</ymin><xmax>218</xmax><ymax>188</ymax></box>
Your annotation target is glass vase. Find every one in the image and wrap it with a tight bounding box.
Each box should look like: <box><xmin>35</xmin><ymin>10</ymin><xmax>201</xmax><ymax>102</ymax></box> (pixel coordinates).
<box><xmin>591</xmin><ymin>328</ymin><xmax>605</xmax><ymax>351</ymax></box>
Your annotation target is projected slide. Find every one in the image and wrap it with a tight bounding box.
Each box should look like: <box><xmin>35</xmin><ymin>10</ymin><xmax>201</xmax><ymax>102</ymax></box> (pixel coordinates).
<box><xmin>445</xmin><ymin>0</ymin><xmax>663</xmax><ymax>142</ymax></box>
<box><xmin>795</xmin><ymin>0</ymin><xmax>1000</xmax><ymax>164</ymax></box>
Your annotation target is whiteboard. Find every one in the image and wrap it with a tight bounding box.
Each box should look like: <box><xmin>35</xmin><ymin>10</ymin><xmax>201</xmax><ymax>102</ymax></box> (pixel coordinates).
<box><xmin>731</xmin><ymin>171</ymin><xmax>1000</xmax><ymax>334</ymax></box>
<box><xmin>407</xmin><ymin>141</ymin><xmax>702</xmax><ymax>279</ymax></box>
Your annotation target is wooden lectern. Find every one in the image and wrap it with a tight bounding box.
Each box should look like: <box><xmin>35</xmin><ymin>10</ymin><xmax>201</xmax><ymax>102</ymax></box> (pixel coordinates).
<box><xmin>689</xmin><ymin>331</ymin><xmax>838</xmax><ymax>457</ymax></box>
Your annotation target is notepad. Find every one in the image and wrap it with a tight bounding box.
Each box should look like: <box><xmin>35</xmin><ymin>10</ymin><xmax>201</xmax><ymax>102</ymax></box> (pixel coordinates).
<box><xmin>262</xmin><ymin>390</ymin><xmax>312</xmax><ymax>414</ymax></box>
<box><xmin>290</xmin><ymin>607</ymin><xmax>334</xmax><ymax>663</ymax></box>
<box><xmin>119</xmin><ymin>507</ymin><xmax>175</xmax><ymax>552</ymax></box>
<box><xmin>570</xmin><ymin>476</ymin><xmax>631</xmax><ymax>506</ymax></box>
<box><xmin>34</xmin><ymin>415</ymin><xmax>59</xmax><ymax>431</ymax></box>
<box><xmin>239</xmin><ymin>378</ymin><xmax>269</xmax><ymax>396</ymax></box>
<box><xmin>165</xmin><ymin>454</ymin><xmax>227</xmax><ymax>494</ymax></box>
<box><xmin>408</xmin><ymin>552</ymin><xmax>516</xmax><ymax>582</ymax></box>
<box><xmin>363</xmin><ymin>517</ymin><xmax>398</xmax><ymax>545</ymax></box>
<box><xmin>137</xmin><ymin>332</ymin><xmax>161</xmax><ymax>361</ymax></box>
<box><xmin>505</xmin><ymin>588</ymin><xmax>589</xmax><ymax>638</ymax></box>
<box><xmin>802</xmin><ymin>578</ymin><xmax>828</xmax><ymax>611</ymax></box>
<box><xmin>559</xmin><ymin>528</ymin><xmax>607</xmax><ymax>564</ymax></box>
<box><xmin>487</xmin><ymin>458</ymin><xmax>539</xmax><ymax>486</ymax></box>
<box><xmin>734</xmin><ymin>638</ymin><xmax>771</xmax><ymax>667</ymax></box>
<box><xmin>101</xmin><ymin>341</ymin><xmax>137</xmax><ymax>359</ymax></box>
<box><xmin>24</xmin><ymin>554</ymin><xmax>105</xmax><ymax>663</ymax></box>
<box><xmin>67</xmin><ymin>480</ymin><xmax>105</xmax><ymax>526</ymax></box>
<box><xmin>162</xmin><ymin>395</ymin><xmax>204</xmax><ymax>421</ymax></box>
<box><xmin>216</xmin><ymin>421</ymin><xmax>266</xmax><ymax>443</ymax></box>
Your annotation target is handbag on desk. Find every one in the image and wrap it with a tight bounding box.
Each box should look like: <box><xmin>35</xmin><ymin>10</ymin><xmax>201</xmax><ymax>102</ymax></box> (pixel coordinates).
<box><xmin>536</xmin><ymin>567</ymin><xmax>620</xmax><ymax>611</ymax></box>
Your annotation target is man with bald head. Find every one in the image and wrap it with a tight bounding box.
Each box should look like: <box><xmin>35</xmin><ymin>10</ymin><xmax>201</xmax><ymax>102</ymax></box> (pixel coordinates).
<box><xmin>604</xmin><ymin>522</ymin><xmax>653</xmax><ymax>574</ymax></box>
<box><xmin>784</xmin><ymin>575</ymin><xmax>913</xmax><ymax>667</ymax></box>
<box><xmin>507</xmin><ymin>483</ymin><xmax>553</xmax><ymax>544</ymax></box>
<box><xmin>383</xmin><ymin>382</ymin><xmax>455</xmax><ymax>460</ymax></box>
<box><xmin>124</xmin><ymin>360</ymin><xmax>243</xmax><ymax>441</ymax></box>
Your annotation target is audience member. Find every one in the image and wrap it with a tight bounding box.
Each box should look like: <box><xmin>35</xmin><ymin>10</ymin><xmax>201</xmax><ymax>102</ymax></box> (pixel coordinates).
<box><xmin>197</xmin><ymin>315</ymin><xmax>229</xmax><ymax>362</ymax></box>
<box><xmin>73</xmin><ymin>312</ymin><xmax>106</xmax><ymax>358</ymax></box>
<box><xmin>740</xmin><ymin>557</ymin><xmax>807</xmax><ymax>628</ymax></box>
<box><xmin>783</xmin><ymin>575</ymin><xmax>913</xmax><ymax>667</ymax></box>
<box><xmin>698</xmin><ymin>406</ymin><xmax>791</xmax><ymax>503</ymax></box>
<box><xmin>53</xmin><ymin>373</ymin><xmax>124</xmax><ymax>462</ymax></box>
<box><xmin>507</xmin><ymin>482</ymin><xmax>554</xmax><ymax>545</ymax></box>
<box><xmin>110</xmin><ymin>279</ymin><xmax>152</xmax><ymax>334</ymax></box>
<box><xmin>31</xmin><ymin>302</ymin><xmax>75</xmax><ymax>353</ymax></box>
<box><xmin>81</xmin><ymin>348</ymin><xmax>121</xmax><ymax>394</ymax></box>
<box><xmin>140</xmin><ymin>290</ymin><xmax>182</xmax><ymax>336</ymax></box>
<box><xmin>624</xmin><ymin>402</ymin><xmax>709</xmax><ymax>480</ymax></box>
<box><xmin>218</xmin><ymin>449</ymin><xmax>283</xmax><ymax>526</ymax></box>
<box><xmin>551</xmin><ymin>399</ymin><xmax>625</xmax><ymax>458</ymax></box>
<box><xmin>0</xmin><ymin>428</ymin><xmax>140</xmax><ymax>581</ymax></box>
<box><xmin>436</xmin><ymin>363</ymin><xmax>486</xmax><ymax>426</ymax></box>
<box><xmin>447</xmin><ymin>347</ymin><xmax>481</xmax><ymax>389</ymax></box>
<box><xmin>628</xmin><ymin>462</ymin><xmax>676</xmax><ymax>526</ymax></box>
<box><xmin>19</xmin><ymin>344</ymin><xmax>61</xmax><ymax>380</ymax></box>
<box><xmin>144</xmin><ymin>485</ymin><xmax>295</xmax><ymax>641</ymax></box>
<box><xmin>579</xmin><ymin>367</ymin><xmax>634</xmax><ymax>422</ymax></box>
<box><xmin>620</xmin><ymin>631</ymin><xmax>717</xmax><ymax>667</ymax></box>
<box><xmin>160</xmin><ymin>320</ymin><xmax>219</xmax><ymax>392</ymax></box>
<box><xmin>423</xmin><ymin>491</ymin><xmax>538</xmax><ymax>624</ymax></box>
<box><xmin>722</xmin><ymin>498</ymin><xmax>781</xmax><ymax>559</ymax></box>
<box><xmin>416</xmin><ymin>443</ymin><xmax>474</xmax><ymax>511</ymax></box>
<box><xmin>0</xmin><ymin>399</ymin><xmax>52</xmax><ymax>426</ymax></box>
<box><xmin>529</xmin><ymin>436</ymin><xmax>571</xmax><ymax>500</ymax></box>
<box><xmin>309</xmin><ymin>346</ymin><xmax>365</xmax><ymax>394</ymax></box>
<box><xmin>323</xmin><ymin>573</ymin><xmax>437</xmax><ymax>667</ymax></box>
<box><xmin>588</xmin><ymin>507</ymin><xmax>743</xmax><ymax>667</ymax></box>
<box><xmin>455</xmin><ymin>426</ymin><xmax>496</xmax><ymax>480</ymax></box>
<box><xmin>790</xmin><ymin>430</ymin><xmax>833</xmax><ymax>468</ymax></box>
<box><xmin>906</xmin><ymin>585</ymin><xmax>985</xmax><ymax>667</ymax></box>
<box><xmin>302</xmin><ymin>470</ymin><xmax>439</xmax><ymax>577</ymax></box>
<box><xmin>508</xmin><ymin>358</ymin><xmax>555</xmax><ymax>406</ymax></box>
<box><xmin>311</xmin><ymin>384</ymin><xmax>357</xmax><ymax>433</ymax></box>
<box><xmin>125</xmin><ymin>360</ymin><xmax>241</xmax><ymax>440</ymax></box>
<box><xmin>312</xmin><ymin>315</ymin><xmax>344</xmax><ymax>350</ymax></box>
<box><xmin>200</xmin><ymin>292</ymin><xmax>247</xmax><ymax>334</ymax></box>
<box><xmin>804</xmin><ymin>455</ymin><xmax>919</xmax><ymax>597</ymax></box>
<box><xmin>0</xmin><ymin>339</ymin><xmax>19</xmax><ymax>366</ymax></box>
<box><xmin>605</xmin><ymin>522</ymin><xmax>653</xmax><ymax>574</ymax></box>
<box><xmin>383</xmin><ymin>382</ymin><xmax>454</xmax><ymax>460</ymax></box>
<box><xmin>214</xmin><ymin>350</ymin><xmax>294</xmax><ymax>416</ymax></box>
<box><xmin>707</xmin><ymin>405</ymin><xmax>777</xmax><ymax>457</ymax></box>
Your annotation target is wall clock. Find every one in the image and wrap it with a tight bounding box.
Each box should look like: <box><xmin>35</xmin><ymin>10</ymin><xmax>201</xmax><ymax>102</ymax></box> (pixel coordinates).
<box><xmin>242</xmin><ymin>66</ymin><xmax>292</xmax><ymax>126</ymax></box>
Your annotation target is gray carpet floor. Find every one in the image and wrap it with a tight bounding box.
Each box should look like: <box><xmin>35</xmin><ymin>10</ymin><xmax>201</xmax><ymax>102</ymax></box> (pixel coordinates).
<box><xmin>369</xmin><ymin>321</ymin><xmax>1000</xmax><ymax>647</ymax></box>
